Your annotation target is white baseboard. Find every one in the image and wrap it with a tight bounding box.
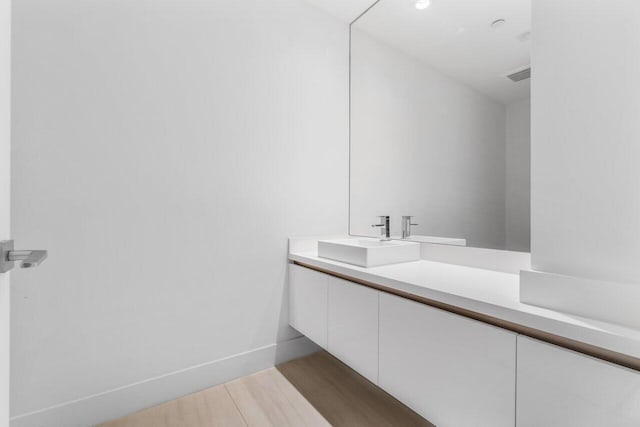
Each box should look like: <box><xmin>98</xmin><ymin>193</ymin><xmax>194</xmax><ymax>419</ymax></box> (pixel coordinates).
<box><xmin>10</xmin><ymin>336</ymin><xmax>319</xmax><ymax>427</ymax></box>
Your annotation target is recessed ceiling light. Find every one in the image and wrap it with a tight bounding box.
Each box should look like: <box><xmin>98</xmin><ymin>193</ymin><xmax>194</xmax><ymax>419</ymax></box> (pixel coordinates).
<box><xmin>491</xmin><ymin>19</ymin><xmax>506</xmax><ymax>29</ymax></box>
<box><xmin>415</xmin><ymin>0</ymin><xmax>431</xmax><ymax>10</ymax></box>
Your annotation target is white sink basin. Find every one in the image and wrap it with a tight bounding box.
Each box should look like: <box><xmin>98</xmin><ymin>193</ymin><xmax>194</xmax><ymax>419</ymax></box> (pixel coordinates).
<box><xmin>318</xmin><ymin>238</ymin><xmax>420</xmax><ymax>267</ymax></box>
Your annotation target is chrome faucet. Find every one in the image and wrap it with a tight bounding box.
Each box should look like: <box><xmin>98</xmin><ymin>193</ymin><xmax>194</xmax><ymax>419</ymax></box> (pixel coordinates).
<box><xmin>401</xmin><ymin>216</ymin><xmax>419</xmax><ymax>239</ymax></box>
<box><xmin>372</xmin><ymin>216</ymin><xmax>391</xmax><ymax>241</ymax></box>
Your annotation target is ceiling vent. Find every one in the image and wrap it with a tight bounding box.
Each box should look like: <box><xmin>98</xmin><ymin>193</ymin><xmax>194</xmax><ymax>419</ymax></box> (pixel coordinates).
<box><xmin>506</xmin><ymin>67</ymin><xmax>531</xmax><ymax>82</ymax></box>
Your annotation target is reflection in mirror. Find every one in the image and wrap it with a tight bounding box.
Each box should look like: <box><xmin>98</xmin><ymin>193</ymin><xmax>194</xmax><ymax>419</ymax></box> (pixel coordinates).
<box><xmin>350</xmin><ymin>0</ymin><xmax>531</xmax><ymax>252</ymax></box>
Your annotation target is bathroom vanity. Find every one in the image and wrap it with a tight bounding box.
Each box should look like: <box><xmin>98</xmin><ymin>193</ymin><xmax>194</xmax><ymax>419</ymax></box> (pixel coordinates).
<box><xmin>288</xmin><ymin>237</ymin><xmax>640</xmax><ymax>427</ymax></box>
<box><xmin>310</xmin><ymin>0</ymin><xmax>640</xmax><ymax>424</ymax></box>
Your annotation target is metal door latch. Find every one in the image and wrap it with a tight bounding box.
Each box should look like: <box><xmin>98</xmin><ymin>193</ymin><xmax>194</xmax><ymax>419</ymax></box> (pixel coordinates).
<box><xmin>0</xmin><ymin>240</ymin><xmax>48</xmax><ymax>273</ymax></box>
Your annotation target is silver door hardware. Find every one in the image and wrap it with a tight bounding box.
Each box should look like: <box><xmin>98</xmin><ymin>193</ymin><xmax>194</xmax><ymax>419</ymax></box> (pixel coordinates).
<box><xmin>0</xmin><ymin>240</ymin><xmax>48</xmax><ymax>273</ymax></box>
<box><xmin>402</xmin><ymin>216</ymin><xmax>419</xmax><ymax>239</ymax></box>
<box><xmin>372</xmin><ymin>215</ymin><xmax>391</xmax><ymax>241</ymax></box>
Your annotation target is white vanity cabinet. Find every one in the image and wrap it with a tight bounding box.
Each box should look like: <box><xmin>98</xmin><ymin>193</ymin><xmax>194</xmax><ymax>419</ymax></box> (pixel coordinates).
<box><xmin>289</xmin><ymin>263</ymin><xmax>640</xmax><ymax>427</ymax></box>
<box><xmin>378</xmin><ymin>293</ymin><xmax>517</xmax><ymax>427</ymax></box>
<box><xmin>517</xmin><ymin>336</ymin><xmax>640</xmax><ymax>427</ymax></box>
<box><xmin>288</xmin><ymin>264</ymin><xmax>328</xmax><ymax>349</ymax></box>
<box><xmin>328</xmin><ymin>276</ymin><xmax>379</xmax><ymax>384</ymax></box>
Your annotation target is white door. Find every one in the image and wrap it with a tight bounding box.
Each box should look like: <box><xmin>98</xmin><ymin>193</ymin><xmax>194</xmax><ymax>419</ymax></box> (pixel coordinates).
<box><xmin>0</xmin><ymin>0</ymin><xmax>11</xmax><ymax>425</ymax></box>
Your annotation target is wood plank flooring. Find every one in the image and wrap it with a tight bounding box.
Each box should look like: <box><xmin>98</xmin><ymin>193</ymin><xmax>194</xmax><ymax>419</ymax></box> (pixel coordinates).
<box><xmin>99</xmin><ymin>385</ymin><xmax>246</xmax><ymax>427</ymax></box>
<box><xmin>226</xmin><ymin>368</ymin><xmax>329</xmax><ymax>426</ymax></box>
<box><xmin>100</xmin><ymin>351</ymin><xmax>433</xmax><ymax>427</ymax></box>
<box><xmin>277</xmin><ymin>351</ymin><xmax>433</xmax><ymax>427</ymax></box>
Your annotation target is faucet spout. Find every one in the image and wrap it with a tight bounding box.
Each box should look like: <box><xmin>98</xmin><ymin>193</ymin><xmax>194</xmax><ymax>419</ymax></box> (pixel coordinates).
<box><xmin>372</xmin><ymin>216</ymin><xmax>391</xmax><ymax>241</ymax></box>
<box><xmin>401</xmin><ymin>216</ymin><xmax>419</xmax><ymax>239</ymax></box>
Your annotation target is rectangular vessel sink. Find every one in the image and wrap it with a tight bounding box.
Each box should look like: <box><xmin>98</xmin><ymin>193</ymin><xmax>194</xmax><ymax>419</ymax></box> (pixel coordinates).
<box><xmin>318</xmin><ymin>238</ymin><xmax>420</xmax><ymax>268</ymax></box>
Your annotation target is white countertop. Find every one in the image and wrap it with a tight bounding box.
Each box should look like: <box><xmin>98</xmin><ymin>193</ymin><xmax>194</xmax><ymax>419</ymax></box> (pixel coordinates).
<box><xmin>289</xmin><ymin>248</ymin><xmax>640</xmax><ymax>360</ymax></box>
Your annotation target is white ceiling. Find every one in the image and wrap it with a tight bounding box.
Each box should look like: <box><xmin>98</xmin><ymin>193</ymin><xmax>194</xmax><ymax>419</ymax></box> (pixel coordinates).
<box><xmin>354</xmin><ymin>0</ymin><xmax>531</xmax><ymax>104</ymax></box>
<box><xmin>303</xmin><ymin>0</ymin><xmax>378</xmax><ymax>23</ymax></box>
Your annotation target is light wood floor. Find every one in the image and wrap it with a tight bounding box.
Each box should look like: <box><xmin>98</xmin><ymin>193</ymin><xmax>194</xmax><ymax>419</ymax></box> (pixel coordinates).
<box><xmin>100</xmin><ymin>351</ymin><xmax>434</xmax><ymax>427</ymax></box>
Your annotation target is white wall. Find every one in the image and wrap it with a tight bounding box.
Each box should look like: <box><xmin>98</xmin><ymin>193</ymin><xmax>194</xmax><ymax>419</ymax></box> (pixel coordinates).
<box><xmin>506</xmin><ymin>98</ymin><xmax>531</xmax><ymax>252</ymax></box>
<box><xmin>0</xmin><ymin>0</ymin><xmax>11</xmax><ymax>424</ymax></box>
<box><xmin>350</xmin><ymin>29</ymin><xmax>508</xmax><ymax>250</ymax></box>
<box><xmin>303</xmin><ymin>0</ymin><xmax>376</xmax><ymax>23</ymax></box>
<box><xmin>531</xmin><ymin>0</ymin><xmax>640</xmax><ymax>283</ymax></box>
<box><xmin>11</xmin><ymin>0</ymin><xmax>348</xmax><ymax>425</ymax></box>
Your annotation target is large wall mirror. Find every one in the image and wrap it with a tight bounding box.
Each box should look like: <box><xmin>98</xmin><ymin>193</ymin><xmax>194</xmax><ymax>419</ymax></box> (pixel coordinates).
<box><xmin>350</xmin><ymin>0</ymin><xmax>531</xmax><ymax>252</ymax></box>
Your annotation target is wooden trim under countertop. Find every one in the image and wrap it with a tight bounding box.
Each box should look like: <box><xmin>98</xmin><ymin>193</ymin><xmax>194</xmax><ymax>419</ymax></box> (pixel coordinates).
<box><xmin>293</xmin><ymin>260</ymin><xmax>640</xmax><ymax>372</ymax></box>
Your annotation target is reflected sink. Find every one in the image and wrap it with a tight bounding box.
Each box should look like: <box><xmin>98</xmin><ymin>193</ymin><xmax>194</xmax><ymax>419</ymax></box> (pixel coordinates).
<box><xmin>318</xmin><ymin>238</ymin><xmax>420</xmax><ymax>268</ymax></box>
<box><xmin>403</xmin><ymin>235</ymin><xmax>467</xmax><ymax>246</ymax></box>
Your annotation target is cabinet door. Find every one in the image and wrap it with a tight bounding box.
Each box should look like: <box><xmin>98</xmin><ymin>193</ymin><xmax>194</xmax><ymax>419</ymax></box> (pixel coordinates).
<box><xmin>517</xmin><ymin>336</ymin><xmax>640</xmax><ymax>427</ymax></box>
<box><xmin>328</xmin><ymin>276</ymin><xmax>379</xmax><ymax>384</ymax></box>
<box><xmin>379</xmin><ymin>293</ymin><xmax>516</xmax><ymax>427</ymax></box>
<box><xmin>288</xmin><ymin>264</ymin><xmax>328</xmax><ymax>349</ymax></box>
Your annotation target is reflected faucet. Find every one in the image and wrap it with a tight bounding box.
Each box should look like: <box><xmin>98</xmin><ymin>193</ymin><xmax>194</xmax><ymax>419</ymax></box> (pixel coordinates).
<box><xmin>372</xmin><ymin>216</ymin><xmax>391</xmax><ymax>241</ymax></box>
<box><xmin>402</xmin><ymin>216</ymin><xmax>419</xmax><ymax>239</ymax></box>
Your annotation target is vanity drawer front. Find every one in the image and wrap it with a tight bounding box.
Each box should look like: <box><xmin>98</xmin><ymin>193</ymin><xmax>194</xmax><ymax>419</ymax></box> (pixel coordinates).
<box><xmin>517</xmin><ymin>336</ymin><xmax>640</xmax><ymax>427</ymax></box>
<box><xmin>288</xmin><ymin>264</ymin><xmax>328</xmax><ymax>349</ymax></box>
<box><xmin>328</xmin><ymin>276</ymin><xmax>379</xmax><ymax>384</ymax></box>
<box><xmin>379</xmin><ymin>293</ymin><xmax>516</xmax><ymax>427</ymax></box>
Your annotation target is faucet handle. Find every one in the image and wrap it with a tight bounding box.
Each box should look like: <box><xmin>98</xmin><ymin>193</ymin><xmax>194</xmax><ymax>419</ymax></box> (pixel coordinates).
<box><xmin>372</xmin><ymin>215</ymin><xmax>389</xmax><ymax>227</ymax></box>
<box><xmin>371</xmin><ymin>216</ymin><xmax>391</xmax><ymax>241</ymax></box>
<box><xmin>401</xmin><ymin>216</ymin><xmax>418</xmax><ymax>240</ymax></box>
<box><xmin>402</xmin><ymin>215</ymin><xmax>419</xmax><ymax>226</ymax></box>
